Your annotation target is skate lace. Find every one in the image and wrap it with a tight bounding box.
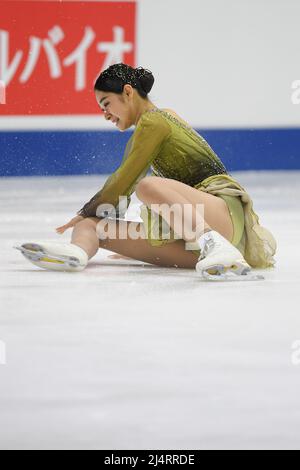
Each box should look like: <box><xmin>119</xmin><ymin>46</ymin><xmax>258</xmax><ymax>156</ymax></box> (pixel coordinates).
<box><xmin>199</xmin><ymin>238</ymin><xmax>216</xmax><ymax>261</ymax></box>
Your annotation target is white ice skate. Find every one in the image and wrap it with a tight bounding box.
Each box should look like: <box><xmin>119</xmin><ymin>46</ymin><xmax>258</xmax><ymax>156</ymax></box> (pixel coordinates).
<box><xmin>195</xmin><ymin>230</ymin><xmax>264</xmax><ymax>282</ymax></box>
<box><xmin>14</xmin><ymin>241</ymin><xmax>89</xmax><ymax>272</ymax></box>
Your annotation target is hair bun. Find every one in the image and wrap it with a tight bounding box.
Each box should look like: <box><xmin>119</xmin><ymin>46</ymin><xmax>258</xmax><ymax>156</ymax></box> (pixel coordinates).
<box><xmin>134</xmin><ymin>67</ymin><xmax>155</xmax><ymax>94</ymax></box>
<box><xmin>94</xmin><ymin>63</ymin><xmax>155</xmax><ymax>98</ymax></box>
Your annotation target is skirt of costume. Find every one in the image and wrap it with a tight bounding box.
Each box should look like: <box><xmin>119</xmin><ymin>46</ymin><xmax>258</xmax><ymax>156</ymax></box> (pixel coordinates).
<box><xmin>139</xmin><ymin>174</ymin><xmax>277</xmax><ymax>269</ymax></box>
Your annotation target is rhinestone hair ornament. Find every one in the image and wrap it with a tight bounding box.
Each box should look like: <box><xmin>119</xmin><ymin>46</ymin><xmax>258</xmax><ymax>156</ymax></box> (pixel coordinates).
<box><xmin>99</xmin><ymin>63</ymin><xmax>152</xmax><ymax>93</ymax></box>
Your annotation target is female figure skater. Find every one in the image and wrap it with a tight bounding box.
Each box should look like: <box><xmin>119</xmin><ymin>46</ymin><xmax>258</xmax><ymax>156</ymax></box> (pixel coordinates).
<box><xmin>15</xmin><ymin>63</ymin><xmax>277</xmax><ymax>281</ymax></box>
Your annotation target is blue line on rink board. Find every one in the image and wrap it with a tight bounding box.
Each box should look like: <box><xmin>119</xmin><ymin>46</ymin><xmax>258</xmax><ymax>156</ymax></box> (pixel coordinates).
<box><xmin>0</xmin><ymin>128</ymin><xmax>300</xmax><ymax>176</ymax></box>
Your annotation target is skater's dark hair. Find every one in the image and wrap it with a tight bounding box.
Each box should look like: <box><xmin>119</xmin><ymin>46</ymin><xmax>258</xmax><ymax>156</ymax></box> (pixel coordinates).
<box><xmin>94</xmin><ymin>63</ymin><xmax>155</xmax><ymax>99</ymax></box>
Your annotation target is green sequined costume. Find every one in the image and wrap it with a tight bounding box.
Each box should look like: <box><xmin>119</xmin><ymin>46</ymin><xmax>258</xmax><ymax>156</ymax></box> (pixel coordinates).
<box><xmin>78</xmin><ymin>109</ymin><xmax>277</xmax><ymax>269</ymax></box>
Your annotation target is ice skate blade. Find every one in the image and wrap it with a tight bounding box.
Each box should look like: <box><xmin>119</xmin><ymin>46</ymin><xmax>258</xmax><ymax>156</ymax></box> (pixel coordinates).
<box><xmin>201</xmin><ymin>271</ymin><xmax>265</xmax><ymax>282</ymax></box>
<box><xmin>14</xmin><ymin>244</ymin><xmax>81</xmax><ymax>270</ymax></box>
<box><xmin>197</xmin><ymin>263</ymin><xmax>265</xmax><ymax>282</ymax></box>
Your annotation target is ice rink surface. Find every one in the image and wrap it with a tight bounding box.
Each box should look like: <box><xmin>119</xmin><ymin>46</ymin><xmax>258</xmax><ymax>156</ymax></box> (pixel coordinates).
<box><xmin>0</xmin><ymin>171</ymin><xmax>300</xmax><ymax>450</ymax></box>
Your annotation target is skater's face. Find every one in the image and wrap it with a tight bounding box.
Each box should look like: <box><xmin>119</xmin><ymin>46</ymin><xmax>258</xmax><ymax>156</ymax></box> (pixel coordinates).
<box><xmin>95</xmin><ymin>85</ymin><xmax>138</xmax><ymax>131</ymax></box>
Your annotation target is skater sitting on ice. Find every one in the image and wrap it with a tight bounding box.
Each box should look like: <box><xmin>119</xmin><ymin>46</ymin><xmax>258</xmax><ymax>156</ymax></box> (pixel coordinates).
<box><xmin>15</xmin><ymin>63</ymin><xmax>277</xmax><ymax>281</ymax></box>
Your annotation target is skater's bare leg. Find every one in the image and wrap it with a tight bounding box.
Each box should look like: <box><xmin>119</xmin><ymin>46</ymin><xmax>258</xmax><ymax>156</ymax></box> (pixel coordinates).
<box><xmin>98</xmin><ymin>220</ymin><xmax>200</xmax><ymax>268</ymax></box>
<box><xmin>136</xmin><ymin>176</ymin><xmax>234</xmax><ymax>243</ymax></box>
<box><xmin>71</xmin><ymin>217</ymin><xmax>199</xmax><ymax>269</ymax></box>
<box><xmin>70</xmin><ymin>174</ymin><xmax>234</xmax><ymax>268</ymax></box>
<box><xmin>71</xmin><ymin>217</ymin><xmax>101</xmax><ymax>259</ymax></box>
<box><xmin>70</xmin><ymin>175</ymin><xmax>234</xmax><ymax>268</ymax></box>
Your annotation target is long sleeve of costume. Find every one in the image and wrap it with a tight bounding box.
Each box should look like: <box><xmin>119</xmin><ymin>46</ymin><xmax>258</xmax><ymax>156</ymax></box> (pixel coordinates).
<box><xmin>77</xmin><ymin>112</ymin><xmax>172</xmax><ymax>218</ymax></box>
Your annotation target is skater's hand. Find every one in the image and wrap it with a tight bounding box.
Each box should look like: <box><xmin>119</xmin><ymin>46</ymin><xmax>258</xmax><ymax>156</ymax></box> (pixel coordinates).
<box><xmin>56</xmin><ymin>216</ymin><xmax>84</xmax><ymax>234</ymax></box>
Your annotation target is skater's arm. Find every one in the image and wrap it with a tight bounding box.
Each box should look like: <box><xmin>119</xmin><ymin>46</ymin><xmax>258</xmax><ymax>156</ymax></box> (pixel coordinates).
<box><xmin>77</xmin><ymin>113</ymin><xmax>171</xmax><ymax>218</ymax></box>
<box><xmin>56</xmin><ymin>215</ymin><xmax>84</xmax><ymax>234</ymax></box>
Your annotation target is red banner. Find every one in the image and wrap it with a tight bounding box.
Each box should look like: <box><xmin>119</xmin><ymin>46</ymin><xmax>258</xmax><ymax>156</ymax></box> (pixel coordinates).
<box><xmin>0</xmin><ymin>1</ymin><xmax>137</xmax><ymax>115</ymax></box>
